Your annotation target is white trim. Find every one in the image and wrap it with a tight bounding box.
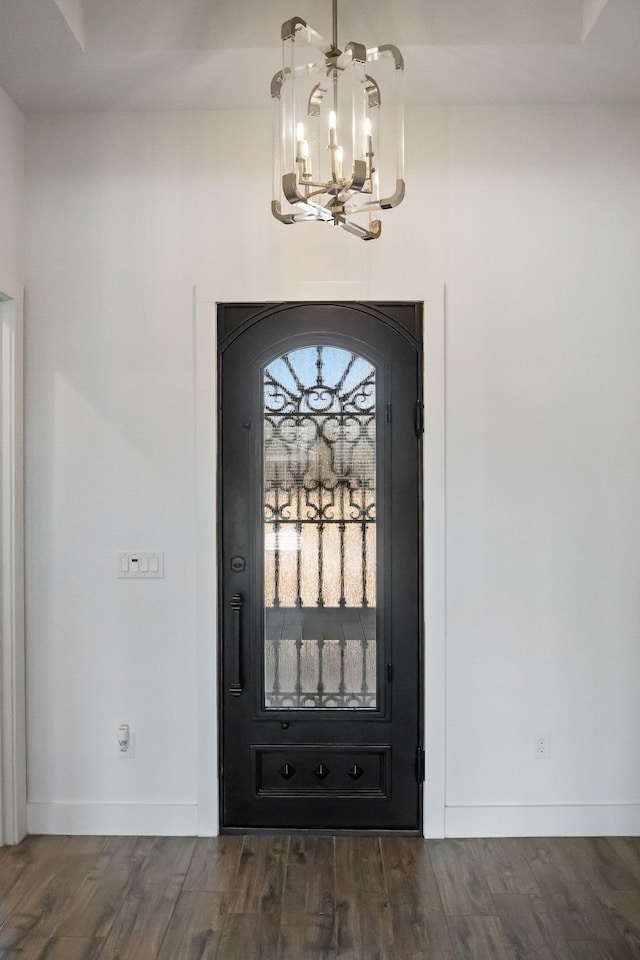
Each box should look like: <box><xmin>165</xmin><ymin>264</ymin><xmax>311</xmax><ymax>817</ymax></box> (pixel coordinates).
<box><xmin>27</xmin><ymin>802</ymin><xmax>198</xmax><ymax>837</ymax></box>
<box><xmin>423</xmin><ymin>294</ymin><xmax>447</xmax><ymax>838</ymax></box>
<box><xmin>194</xmin><ymin>280</ymin><xmax>447</xmax><ymax>838</ymax></box>
<box><xmin>445</xmin><ymin>804</ymin><xmax>640</xmax><ymax>838</ymax></box>
<box><xmin>0</xmin><ymin>273</ymin><xmax>26</xmax><ymax>846</ymax></box>
<box><xmin>194</xmin><ymin>291</ymin><xmax>219</xmax><ymax>836</ymax></box>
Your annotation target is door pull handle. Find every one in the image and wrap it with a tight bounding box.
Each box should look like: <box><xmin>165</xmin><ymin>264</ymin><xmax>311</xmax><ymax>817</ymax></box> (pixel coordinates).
<box><xmin>229</xmin><ymin>593</ymin><xmax>243</xmax><ymax>696</ymax></box>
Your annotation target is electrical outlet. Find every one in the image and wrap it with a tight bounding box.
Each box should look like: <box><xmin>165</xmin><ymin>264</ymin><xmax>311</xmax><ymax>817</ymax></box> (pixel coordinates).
<box><xmin>117</xmin><ymin>724</ymin><xmax>135</xmax><ymax>758</ymax></box>
<box><xmin>534</xmin><ymin>732</ymin><xmax>551</xmax><ymax>759</ymax></box>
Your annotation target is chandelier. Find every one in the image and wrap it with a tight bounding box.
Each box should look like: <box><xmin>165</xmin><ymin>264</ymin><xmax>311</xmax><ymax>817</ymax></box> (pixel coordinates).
<box><xmin>271</xmin><ymin>0</ymin><xmax>405</xmax><ymax>241</ymax></box>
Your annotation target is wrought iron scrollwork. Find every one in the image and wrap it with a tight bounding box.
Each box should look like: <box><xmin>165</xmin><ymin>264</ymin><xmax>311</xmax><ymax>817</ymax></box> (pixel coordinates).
<box><xmin>263</xmin><ymin>345</ymin><xmax>377</xmax><ymax>709</ymax></box>
<box><xmin>264</xmin><ymin>346</ymin><xmax>376</xmax><ymax>610</ymax></box>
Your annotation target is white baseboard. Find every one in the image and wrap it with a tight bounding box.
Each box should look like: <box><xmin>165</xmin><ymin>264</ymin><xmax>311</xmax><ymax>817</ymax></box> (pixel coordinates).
<box><xmin>445</xmin><ymin>804</ymin><xmax>640</xmax><ymax>837</ymax></box>
<box><xmin>27</xmin><ymin>802</ymin><xmax>200</xmax><ymax>836</ymax></box>
<box><xmin>27</xmin><ymin>800</ymin><xmax>640</xmax><ymax>839</ymax></box>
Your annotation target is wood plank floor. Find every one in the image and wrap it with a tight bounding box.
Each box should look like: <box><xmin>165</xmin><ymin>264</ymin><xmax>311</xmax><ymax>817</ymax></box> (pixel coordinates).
<box><xmin>1</xmin><ymin>835</ymin><xmax>640</xmax><ymax>959</ymax></box>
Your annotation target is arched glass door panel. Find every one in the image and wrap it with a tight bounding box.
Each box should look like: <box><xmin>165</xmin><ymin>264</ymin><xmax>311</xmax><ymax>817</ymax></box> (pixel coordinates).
<box><xmin>263</xmin><ymin>345</ymin><xmax>377</xmax><ymax>709</ymax></box>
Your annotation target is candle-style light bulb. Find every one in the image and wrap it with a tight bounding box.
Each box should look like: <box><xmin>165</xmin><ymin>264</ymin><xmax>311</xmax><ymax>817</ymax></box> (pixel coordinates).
<box><xmin>328</xmin><ymin>110</ymin><xmax>338</xmax><ymax>150</ymax></box>
<box><xmin>364</xmin><ymin>117</ymin><xmax>373</xmax><ymax>154</ymax></box>
<box><xmin>297</xmin><ymin>125</ymin><xmax>311</xmax><ymax>178</ymax></box>
<box><xmin>296</xmin><ymin>121</ymin><xmax>305</xmax><ymax>163</ymax></box>
<box><xmin>363</xmin><ymin>117</ymin><xmax>374</xmax><ymax>179</ymax></box>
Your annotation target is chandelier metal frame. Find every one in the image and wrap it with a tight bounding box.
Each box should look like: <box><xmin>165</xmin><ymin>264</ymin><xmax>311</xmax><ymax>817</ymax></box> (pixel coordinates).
<box><xmin>271</xmin><ymin>0</ymin><xmax>405</xmax><ymax>241</ymax></box>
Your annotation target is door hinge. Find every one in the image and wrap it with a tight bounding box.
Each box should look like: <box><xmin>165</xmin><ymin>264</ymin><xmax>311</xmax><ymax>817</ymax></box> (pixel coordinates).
<box><xmin>415</xmin><ymin>401</ymin><xmax>424</xmax><ymax>437</ymax></box>
<box><xmin>386</xmin><ymin>401</ymin><xmax>392</xmax><ymax>423</ymax></box>
<box><xmin>386</xmin><ymin>661</ymin><xmax>393</xmax><ymax>683</ymax></box>
<box><xmin>416</xmin><ymin>746</ymin><xmax>425</xmax><ymax>784</ymax></box>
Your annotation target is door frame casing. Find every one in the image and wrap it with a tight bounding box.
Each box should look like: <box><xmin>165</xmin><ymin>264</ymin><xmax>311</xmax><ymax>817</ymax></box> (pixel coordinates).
<box><xmin>194</xmin><ymin>281</ymin><xmax>446</xmax><ymax>838</ymax></box>
<box><xmin>0</xmin><ymin>273</ymin><xmax>26</xmax><ymax>846</ymax></box>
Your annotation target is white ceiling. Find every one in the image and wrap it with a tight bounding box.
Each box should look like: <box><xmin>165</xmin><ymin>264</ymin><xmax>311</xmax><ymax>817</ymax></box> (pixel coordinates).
<box><xmin>0</xmin><ymin>0</ymin><xmax>639</xmax><ymax>113</ymax></box>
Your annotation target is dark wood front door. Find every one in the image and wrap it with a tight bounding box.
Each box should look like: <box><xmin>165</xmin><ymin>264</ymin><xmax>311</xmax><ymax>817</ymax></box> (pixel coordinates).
<box><xmin>218</xmin><ymin>301</ymin><xmax>423</xmax><ymax>831</ymax></box>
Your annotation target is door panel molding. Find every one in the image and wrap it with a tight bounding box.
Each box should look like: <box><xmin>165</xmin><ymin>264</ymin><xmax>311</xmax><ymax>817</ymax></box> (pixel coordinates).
<box><xmin>253</xmin><ymin>744</ymin><xmax>390</xmax><ymax>798</ymax></box>
<box><xmin>218</xmin><ymin>300</ymin><xmax>423</xmax><ymax>350</ymax></box>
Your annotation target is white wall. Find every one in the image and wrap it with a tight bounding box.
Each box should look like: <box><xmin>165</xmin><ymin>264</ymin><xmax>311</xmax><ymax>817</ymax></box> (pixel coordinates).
<box><xmin>0</xmin><ymin>85</ymin><xmax>24</xmax><ymax>282</ymax></box>
<box><xmin>444</xmin><ymin>106</ymin><xmax>640</xmax><ymax>835</ymax></box>
<box><xmin>23</xmin><ymin>104</ymin><xmax>640</xmax><ymax>836</ymax></box>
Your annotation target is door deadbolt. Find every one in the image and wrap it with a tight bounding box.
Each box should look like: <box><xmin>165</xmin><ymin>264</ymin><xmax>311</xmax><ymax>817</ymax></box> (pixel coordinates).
<box><xmin>230</xmin><ymin>556</ymin><xmax>245</xmax><ymax>573</ymax></box>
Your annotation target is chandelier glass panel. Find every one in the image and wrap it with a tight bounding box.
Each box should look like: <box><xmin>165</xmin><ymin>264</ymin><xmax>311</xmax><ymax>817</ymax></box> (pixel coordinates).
<box><xmin>271</xmin><ymin>0</ymin><xmax>405</xmax><ymax>241</ymax></box>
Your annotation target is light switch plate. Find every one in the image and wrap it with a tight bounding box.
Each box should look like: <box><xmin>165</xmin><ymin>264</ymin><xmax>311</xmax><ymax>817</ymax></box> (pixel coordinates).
<box><xmin>117</xmin><ymin>552</ymin><xmax>164</xmax><ymax>578</ymax></box>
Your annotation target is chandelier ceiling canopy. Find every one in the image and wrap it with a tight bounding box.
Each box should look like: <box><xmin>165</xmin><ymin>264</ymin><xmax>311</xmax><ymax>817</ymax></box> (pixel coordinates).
<box><xmin>271</xmin><ymin>0</ymin><xmax>405</xmax><ymax>241</ymax></box>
